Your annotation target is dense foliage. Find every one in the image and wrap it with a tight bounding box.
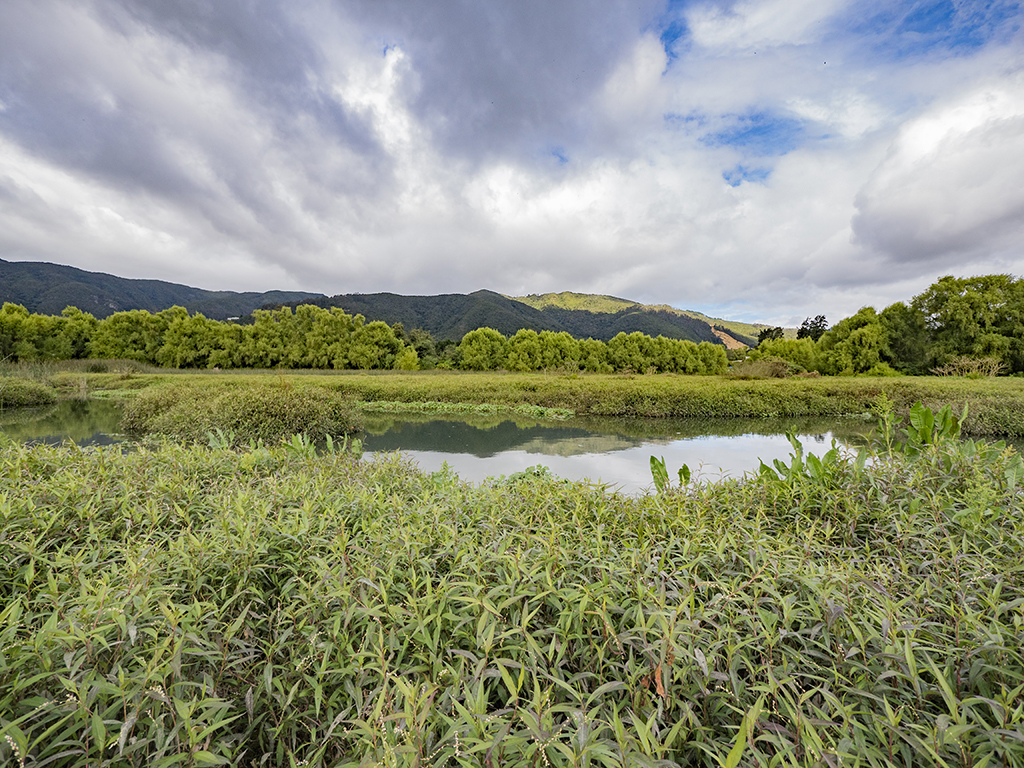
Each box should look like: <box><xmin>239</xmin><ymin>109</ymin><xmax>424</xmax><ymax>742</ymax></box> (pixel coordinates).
<box><xmin>753</xmin><ymin>273</ymin><xmax>1024</xmax><ymax>376</ymax></box>
<box><xmin>2</xmin><ymin>409</ymin><xmax>1024</xmax><ymax>766</ymax></box>
<box><xmin>0</xmin><ymin>303</ymin><xmax>728</xmax><ymax>376</ymax></box>
<box><xmin>458</xmin><ymin>328</ymin><xmax>728</xmax><ymax>374</ymax></box>
<box><xmin>4</xmin><ymin>272</ymin><xmax>1023</xmax><ymax>378</ymax></box>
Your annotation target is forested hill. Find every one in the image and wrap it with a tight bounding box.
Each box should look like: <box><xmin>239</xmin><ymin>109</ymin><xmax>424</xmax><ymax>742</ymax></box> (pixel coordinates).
<box><xmin>280</xmin><ymin>290</ymin><xmax>724</xmax><ymax>344</ymax></box>
<box><xmin>1</xmin><ymin>258</ymin><xmax>755</xmax><ymax>345</ymax></box>
<box><xmin>0</xmin><ymin>258</ymin><xmax>321</xmax><ymax>320</ymax></box>
<box><xmin>295</xmin><ymin>291</ymin><xmax>553</xmax><ymax>341</ymax></box>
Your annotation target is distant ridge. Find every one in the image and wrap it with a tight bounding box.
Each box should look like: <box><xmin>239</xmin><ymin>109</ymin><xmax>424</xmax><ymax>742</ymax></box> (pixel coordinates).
<box><xmin>513</xmin><ymin>291</ymin><xmax>761</xmax><ymax>347</ymax></box>
<box><xmin>283</xmin><ymin>290</ymin><xmax>726</xmax><ymax>345</ymax></box>
<box><xmin>0</xmin><ymin>259</ymin><xmax>766</xmax><ymax>346</ymax></box>
<box><xmin>0</xmin><ymin>258</ymin><xmax>321</xmax><ymax>320</ymax></box>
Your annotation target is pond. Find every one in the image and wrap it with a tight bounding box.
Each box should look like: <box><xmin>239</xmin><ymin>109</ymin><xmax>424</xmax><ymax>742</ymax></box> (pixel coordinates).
<box><xmin>1</xmin><ymin>400</ymin><xmax>877</xmax><ymax>493</ymax></box>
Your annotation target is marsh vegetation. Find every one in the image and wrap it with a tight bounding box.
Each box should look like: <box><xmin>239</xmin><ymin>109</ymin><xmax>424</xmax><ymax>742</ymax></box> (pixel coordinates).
<box><xmin>2</xmin><ymin>403</ymin><xmax>1024</xmax><ymax>766</ymax></box>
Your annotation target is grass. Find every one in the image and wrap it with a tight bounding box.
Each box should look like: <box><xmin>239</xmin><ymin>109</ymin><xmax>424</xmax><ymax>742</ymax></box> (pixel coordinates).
<box><xmin>1</xmin><ymin>410</ymin><xmax>1024</xmax><ymax>765</ymax></box>
<box><xmin>63</xmin><ymin>370</ymin><xmax>1024</xmax><ymax>437</ymax></box>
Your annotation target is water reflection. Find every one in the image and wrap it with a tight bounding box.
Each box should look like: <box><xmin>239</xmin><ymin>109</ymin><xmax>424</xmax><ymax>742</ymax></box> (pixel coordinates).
<box><xmin>0</xmin><ymin>400</ymin><xmax>882</xmax><ymax>493</ymax></box>
<box><xmin>0</xmin><ymin>399</ymin><xmax>125</xmax><ymax>446</ymax></box>
<box><xmin>360</xmin><ymin>413</ymin><xmax>876</xmax><ymax>493</ymax></box>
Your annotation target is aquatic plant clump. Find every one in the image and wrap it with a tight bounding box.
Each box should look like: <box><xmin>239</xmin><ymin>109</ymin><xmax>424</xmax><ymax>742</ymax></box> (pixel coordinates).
<box><xmin>0</xmin><ymin>377</ymin><xmax>58</xmax><ymax>409</ymax></box>
<box><xmin>2</xmin><ymin>416</ymin><xmax>1024</xmax><ymax>766</ymax></box>
<box><xmin>120</xmin><ymin>381</ymin><xmax>361</xmax><ymax>444</ymax></box>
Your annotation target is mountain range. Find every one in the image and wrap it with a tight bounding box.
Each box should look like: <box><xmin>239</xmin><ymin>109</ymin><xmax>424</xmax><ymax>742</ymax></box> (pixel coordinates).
<box><xmin>0</xmin><ymin>258</ymin><xmax>764</xmax><ymax>347</ymax></box>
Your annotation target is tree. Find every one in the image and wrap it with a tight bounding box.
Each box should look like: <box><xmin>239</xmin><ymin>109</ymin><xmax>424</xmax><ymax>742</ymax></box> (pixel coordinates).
<box><xmin>607</xmin><ymin>332</ymin><xmax>653</xmax><ymax>372</ymax></box>
<box><xmin>911</xmin><ymin>274</ymin><xmax>1024</xmax><ymax>372</ymax></box>
<box><xmin>57</xmin><ymin>306</ymin><xmax>98</xmax><ymax>359</ymax></box>
<box><xmin>90</xmin><ymin>308</ymin><xmax>180</xmax><ymax>363</ymax></box>
<box><xmin>749</xmin><ymin>338</ymin><xmax>819</xmax><ymax>372</ymax></box>
<box><xmin>536</xmin><ymin>331</ymin><xmax>579</xmax><ymax>370</ymax></box>
<box><xmin>156</xmin><ymin>312</ymin><xmax>222</xmax><ymax>368</ymax></box>
<box><xmin>796</xmin><ymin>315</ymin><xmax>828</xmax><ymax>342</ymax></box>
<box><xmin>817</xmin><ymin>307</ymin><xmax>884</xmax><ymax>374</ymax></box>
<box><xmin>393</xmin><ymin>345</ymin><xmax>419</xmax><ymax>370</ymax></box>
<box><xmin>578</xmin><ymin>338</ymin><xmax>611</xmax><ymax>373</ymax></box>
<box><xmin>407</xmin><ymin>329</ymin><xmax>437</xmax><ymax>368</ymax></box>
<box><xmin>348</xmin><ymin>321</ymin><xmax>402</xmax><ymax>369</ymax></box>
<box><xmin>757</xmin><ymin>326</ymin><xmax>784</xmax><ymax>345</ymax></box>
<box><xmin>696</xmin><ymin>341</ymin><xmax>729</xmax><ymax>375</ymax></box>
<box><xmin>878</xmin><ymin>302</ymin><xmax>928</xmax><ymax>374</ymax></box>
<box><xmin>506</xmin><ymin>329</ymin><xmax>543</xmax><ymax>371</ymax></box>
<box><xmin>458</xmin><ymin>328</ymin><xmax>508</xmax><ymax>371</ymax></box>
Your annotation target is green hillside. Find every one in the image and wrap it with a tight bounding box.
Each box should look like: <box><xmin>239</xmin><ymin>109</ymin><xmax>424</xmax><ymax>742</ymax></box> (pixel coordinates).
<box><xmin>290</xmin><ymin>291</ymin><xmax>721</xmax><ymax>344</ymax></box>
<box><xmin>515</xmin><ymin>292</ymin><xmax>640</xmax><ymax>313</ymax></box>
<box><xmin>0</xmin><ymin>258</ymin><xmax>321</xmax><ymax>320</ymax></box>
<box><xmin>512</xmin><ymin>291</ymin><xmax>767</xmax><ymax>346</ymax></box>
<box><xmin>282</xmin><ymin>290</ymin><xmax>557</xmax><ymax>340</ymax></box>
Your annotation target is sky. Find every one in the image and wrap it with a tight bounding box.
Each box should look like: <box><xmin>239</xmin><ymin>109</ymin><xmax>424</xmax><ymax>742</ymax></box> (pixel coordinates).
<box><xmin>0</xmin><ymin>0</ymin><xmax>1022</xmax><ymax>325</ymax></box>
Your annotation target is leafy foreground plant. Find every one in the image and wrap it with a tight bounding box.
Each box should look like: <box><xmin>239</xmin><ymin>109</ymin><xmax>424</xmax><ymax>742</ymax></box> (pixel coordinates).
<box><xmin>2</xmin><ymin>411</ymin><xmax>1024</xmax><ymax>766</ymax></box>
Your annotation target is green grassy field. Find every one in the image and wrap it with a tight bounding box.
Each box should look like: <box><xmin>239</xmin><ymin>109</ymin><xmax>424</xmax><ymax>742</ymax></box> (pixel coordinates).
<box><xmin>2</xmin><ymin>413</ymin><xmax>1023</xmax><ymax>766</ymax></box>
<box><xmin>59</xmin><ymin>369</ymin><xmax>1024</xmax><ymax>438</ymax></box>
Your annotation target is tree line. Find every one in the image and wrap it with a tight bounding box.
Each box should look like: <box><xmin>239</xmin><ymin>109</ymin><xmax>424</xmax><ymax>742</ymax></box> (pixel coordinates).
<box><xmin>3</xmin><ymin>273</ymin><xmax>1018</xmax><ymax>376</ymax></box>
<box><xmin>0</xmin><ymin>303</ymin><xmax>729</xmax><ymax>374</ymax></box>
<box><xmin>751</xmin><ymin>274</ymin><xmax>1024</xmax><ymax>375</ymax></box>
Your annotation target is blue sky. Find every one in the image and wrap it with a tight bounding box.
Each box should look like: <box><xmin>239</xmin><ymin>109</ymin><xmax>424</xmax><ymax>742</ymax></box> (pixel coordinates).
<box><xmin>0</xmin><ymin>0</ymin><xmax>1022</xmax><ymax>325</ymax></box>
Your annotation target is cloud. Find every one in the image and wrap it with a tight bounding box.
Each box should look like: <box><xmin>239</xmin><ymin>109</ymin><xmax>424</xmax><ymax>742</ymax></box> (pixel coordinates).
<box><xmin>686</xmin><ymin>0</ymin><xmax>847</xmax><ymax>51</ymax></box>
<box><xmin>339</xmin><ymin>0</ymin><xmax>665</xmax><ymax>162</ymax></box>
<box><xmin>852</xmin><ymin>74</ymin><xmax>1024</xmax><ymax>270</ymax></box>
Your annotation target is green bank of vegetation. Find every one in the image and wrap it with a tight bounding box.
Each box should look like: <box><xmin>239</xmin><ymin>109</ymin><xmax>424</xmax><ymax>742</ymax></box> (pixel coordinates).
<box><xmin>2</xmin><ymin>406</ymin><xmax>1024</xmax><ymax>766</ymax></box>
<box><xmin>0</xmin><ymin>377</ymin><xmax>59</xmax><ymax>409</ymax></box>
<box><xmin>751</xmin><ymin>274</ymin><xmax>1024</xmax><ymax>376</ymax></box>
<box><xmin>84</xmin><ymin>372</ymin><xmax>1024</xmax><ymax>438</ymax></box>
<box><xmin>0</xmin><ymin>302</ymin><xmax>727</xmax><ymax>375</ymax></box>
<box><xmin>2</xmin><ymin>273</ymin><xmax>1022</xmax><ymax>380</ymax></box>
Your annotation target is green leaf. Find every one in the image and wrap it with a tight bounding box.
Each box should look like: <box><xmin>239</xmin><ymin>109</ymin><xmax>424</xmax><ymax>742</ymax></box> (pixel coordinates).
<box><xmin>724</xmin><ymin>695</ymin><xmax>764</xmax><ymax>768</ymax></box>
<box><xmin>91</xmin><ymin>711</ymin><xmax>107</xmax><ymax>754</ymax></box>
<box><xmin>650</xmin><ymin>456</ymin><xmax>669</xmax><ymax>493</ymax></box>
<box><xmin>678</xmin><ymin>464</ymin><xmax>691</xmax><ymax>485</ymax></box>
<box><xmin>191</xmin><ymin>750</ymin><xmax>230</xmax><ymax>766</ymax></box>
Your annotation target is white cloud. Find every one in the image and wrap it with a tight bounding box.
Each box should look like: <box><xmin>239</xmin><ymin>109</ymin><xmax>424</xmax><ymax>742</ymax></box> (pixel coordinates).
<box><xmin>599</xmin><ymin>34</ymin><xmax>668</xmax><ymax>121</ymax></box>
<box><xmin>853</xmin><ymin>73</ymin><xmax>1024</xmax><ymax>267</ymax></box>
<box><xmin>786</xmin><ymin>91</ymin><xmax>886</xmax><ymax>138</ymax></box>
<box><xmin>686</xmin><ymin>0</ymin><xmax>848</xmax><ymax>51</ymax></box>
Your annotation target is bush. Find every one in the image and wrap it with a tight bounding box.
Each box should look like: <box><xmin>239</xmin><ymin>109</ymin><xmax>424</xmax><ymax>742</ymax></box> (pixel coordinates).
<box><xmin>729</xmin><ymin>357</ymin><xmax>796</xmax><ymax>379</ymax></box>
<box><xmin>932</xmin><ymin>356</ymin><xmax>1006</xmax><ymax>377</ymax></box>
<box><xmin>121</xmin><ymin>381</ymin><xmax>361</xmax><ymax>444</ymax></box>
<box><xmin>863</xmin><ymin>362</ymin><xmax>902</xmax><ymax>377</ymax></box>
<box><xmin>0</xmin><ymin>378</ymin><xmax>58</xmax><ymax>408</ymax></box>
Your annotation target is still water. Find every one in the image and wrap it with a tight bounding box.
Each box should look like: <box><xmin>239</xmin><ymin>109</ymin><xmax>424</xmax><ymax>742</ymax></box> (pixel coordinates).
<box><xmin>359</xmin><ymin>411</ymin><xmax>873</xmax><ymax>493</ymax></box>
<box><xmin>1</xmin><ymin>400</ymin><xmax>874</xmax><ymax>493</ymax></box>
